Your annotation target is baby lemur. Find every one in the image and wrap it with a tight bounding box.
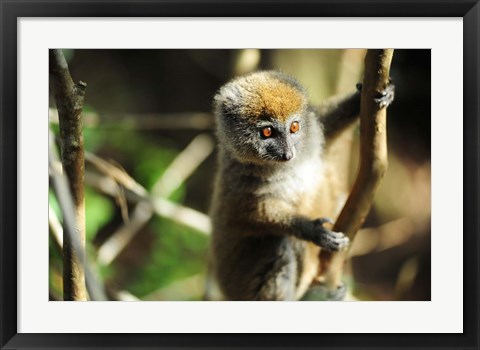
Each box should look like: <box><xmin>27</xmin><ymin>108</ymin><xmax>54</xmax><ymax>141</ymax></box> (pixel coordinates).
<box><xmin>210</xmin><ymin>71</ymin><xmax>393</xmax><ymax>301</ymax></box>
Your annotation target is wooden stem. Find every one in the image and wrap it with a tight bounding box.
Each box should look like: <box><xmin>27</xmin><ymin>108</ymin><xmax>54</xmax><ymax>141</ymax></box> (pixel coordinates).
<box><xmin>49</xmin><ymin>49</ymin><xmax>87</xmax><ymax>301</ymax></box>
<box><xmin>320</xmin><ymin>49</ymin><xmax>394</xmax><ymax>290</ymax></box>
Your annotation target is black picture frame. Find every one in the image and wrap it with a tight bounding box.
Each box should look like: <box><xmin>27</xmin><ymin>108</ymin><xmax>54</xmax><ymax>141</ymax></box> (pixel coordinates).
<box><xmin>1</xmin><ymin>1</ymin><xmax>478</xmax><ymax>349</ymax></box>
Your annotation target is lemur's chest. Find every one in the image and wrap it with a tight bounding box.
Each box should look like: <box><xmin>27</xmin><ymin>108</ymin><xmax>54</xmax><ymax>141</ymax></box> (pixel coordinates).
<box><xmin>254</xmin><ymin>158</ymin><xmax>324</xmax><ymax>209</ymax></box>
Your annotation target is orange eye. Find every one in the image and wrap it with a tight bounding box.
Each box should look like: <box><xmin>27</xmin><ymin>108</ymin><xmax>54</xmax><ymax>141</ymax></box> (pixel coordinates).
<box><xmin>290</xmin><ymin>121</ymin><xmax>300</xmax><ymax>133</ymax></box>
<box><xmin>262</xmin><ymin>127</ymin><xmax>272</xmax><ymax>138</ymax></box>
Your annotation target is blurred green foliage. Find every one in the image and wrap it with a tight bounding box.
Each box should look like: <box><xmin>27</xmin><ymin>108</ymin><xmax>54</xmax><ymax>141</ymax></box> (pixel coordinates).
<box><xmin>129</xmin><ymin>217</ymin><xmax>208</xmax><ymax>299</ymax></box>
<box><xmin>85</xmin><ymin>187</ymin><xmax>114</xmax><ymax>241</ymax></box>
<box><xmin>50</xmin><ymin>118</ymin><xmax>207</xmax><ymax>300</ymax></box>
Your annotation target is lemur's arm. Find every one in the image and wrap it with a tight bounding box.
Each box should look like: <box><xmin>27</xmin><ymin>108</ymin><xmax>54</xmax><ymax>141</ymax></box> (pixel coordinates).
<box><xmin>318</xmin><ymin>83</ymin><xmax>395</xmax><ymax>142</ymax></box>
<box><xmin>238</xmin><ymin>199</ymin><xmax>349</xmax><ymax>252</ymax></box>
<box><xmin>316</xmin><ymin>89</ymin><xmax>361</xmax><ymax>142</ymax></box>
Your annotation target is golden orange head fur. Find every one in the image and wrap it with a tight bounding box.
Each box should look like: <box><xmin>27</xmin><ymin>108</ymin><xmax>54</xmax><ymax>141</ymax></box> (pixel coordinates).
<box><xmin>214</xmin><ymin>71</ymin><xmax>307</xmax><ymax>123</ymax></box>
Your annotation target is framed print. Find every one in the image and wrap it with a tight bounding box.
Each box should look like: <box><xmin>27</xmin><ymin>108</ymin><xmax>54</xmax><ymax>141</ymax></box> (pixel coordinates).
<box><xmin>1</xmin><ymin>1</ymin><xmax>479</xmax><ymax>349</ymax></box>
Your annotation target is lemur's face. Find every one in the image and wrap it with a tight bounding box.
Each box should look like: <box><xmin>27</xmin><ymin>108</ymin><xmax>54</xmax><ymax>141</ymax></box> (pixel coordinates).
<box><xmin>214</xmin><ymin>71</ymin><xmax>310</xmax><ymax>165</ymax></box>
<box><xmin>245</xmin><ymin>114</ymin><xmax>304</xmax><ymax>163</ymax></box>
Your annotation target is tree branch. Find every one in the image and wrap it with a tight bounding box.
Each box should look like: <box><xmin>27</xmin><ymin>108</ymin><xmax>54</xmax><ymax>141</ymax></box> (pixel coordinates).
<box><xmin>49</xmin><ymin>49</ymin><xmax>88</xmax><ymax>301</ymax></box>
<box><xmin>319</xmin><ymin>49</ymin><xmax>395</xmax><ymax>291</ymax></box>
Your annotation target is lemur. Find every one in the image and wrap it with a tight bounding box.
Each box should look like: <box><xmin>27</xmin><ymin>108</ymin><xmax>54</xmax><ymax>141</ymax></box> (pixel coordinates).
<box><xmin>209</xmin><ymin>71</ymin><xmax>394</xmax><ymax>300</ymax></box>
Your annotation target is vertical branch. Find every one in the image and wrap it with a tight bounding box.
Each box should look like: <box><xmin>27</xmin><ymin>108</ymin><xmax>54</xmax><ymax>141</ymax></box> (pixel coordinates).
<box><xmin>49</xmin><ymin>49</ymin><xmax>87</xmax><ymax>301</ymax></box>
<box><xmin>320</xmin><ymin>49</ymin><xmax>394</xmax><ymax>290</ymax></box>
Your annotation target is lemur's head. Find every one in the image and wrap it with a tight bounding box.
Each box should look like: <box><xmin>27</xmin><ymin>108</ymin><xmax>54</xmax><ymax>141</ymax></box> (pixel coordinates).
<box><xmin>214</xmin><ymin>71</ymin><xmax>313</xmax><ymax>165</ymax></box>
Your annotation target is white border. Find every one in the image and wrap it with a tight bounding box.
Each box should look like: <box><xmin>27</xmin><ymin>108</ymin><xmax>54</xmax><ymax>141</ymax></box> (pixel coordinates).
<box><xmin>19</xmin><ymin>18</ymin><xmax>463</xmax><ymax>333</ymax></box>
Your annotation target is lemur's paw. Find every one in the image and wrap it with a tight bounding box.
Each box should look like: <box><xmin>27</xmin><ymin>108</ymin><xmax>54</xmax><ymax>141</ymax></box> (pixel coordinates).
<box><xmin>356</xmin><ymin>81</ymin><xmax>395</xmax><ymax>108</ymax></box>
<box><xmin>311</xmin><ymin>218</ymin><xmax>349</xmax><ymax>251</ymax></box>
<box><xmin>374</xmin><ymin>82</ymin><xmax>395</xmax><ymax>108</ymax></box>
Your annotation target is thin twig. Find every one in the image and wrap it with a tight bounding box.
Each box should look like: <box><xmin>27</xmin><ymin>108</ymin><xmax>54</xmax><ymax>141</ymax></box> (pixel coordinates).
<box><xmin>49</xmin><ymin>205</ymin><xmax>63</xmax><ymax>250</ymax></box>
<box><xmin>49</xmin><ymin>198</ymin><xmax>117</xmax><ymax>300</ymax></box>
<box><xmin>96</xmin><ymin>201</ymin><xmax>153</xmax><ymax>266</ymax></box>
<box><xmin>96</xmin><ymin>134</ymin><xmax>214</xmax><ymax>265</ymax></box>
<box><xmin>151</xmin><ymin>197</ymin><xmax>212</xmax><ymax>234</ymax></box>
<box><xmin>151</xmin><ymin>134</ymin><xmax>215</xmax><ymax>198</ymax></box>
<box><xmin>86</xmin><ymin>152</ymin><xmax>148</xmax><ymax>197</ymax></box>
<box><xmin>109</xmin><ymin>289</ymin><xmax>141</xmax><ymax>301</ymax></box>
<box><xmin>84</xmin><ymin>171</ymin><xmax>211</xmax><ymax>235</ymax></box>
<box><xmin>49</xmin><ymin>130</ymin><xmax>107</xmax><ymax>301</ymax></box>
<box><xmin>394</xmin><ymin>256</ymin><xmax>420</xmax><ymax>299</ymax></box>
<box><xmin>348</xmin><ymin>217</ymin><xmax>418</xmax><ymax>258</ymax></box>
<box><xmin>319</xmin><ymin>49</ymin><xmax>394</xmax><ymax>290</ymax></box>
<box><xmin>85</xmin><ymin>152</ymin><xmax>145</xmax><ymax>222</ymax></box>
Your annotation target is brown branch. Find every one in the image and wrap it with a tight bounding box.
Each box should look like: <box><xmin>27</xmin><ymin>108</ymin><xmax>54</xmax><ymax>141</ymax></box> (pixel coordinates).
<box><xmin>49</xmin><ymin>49</ymin><xmax>88</xmax><ymax>301</ymax></box>
<box><xmin>319</xmin><ymin>49</ymin><xmax>395</xmax><ymax>291</ymax></box>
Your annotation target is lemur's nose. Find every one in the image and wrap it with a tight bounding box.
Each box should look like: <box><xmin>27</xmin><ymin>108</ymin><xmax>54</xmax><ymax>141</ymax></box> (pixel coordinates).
<box><xmin>283</xmin><ymin>151</ymin><xmax>294</xmax><ymax>161</ymax></box>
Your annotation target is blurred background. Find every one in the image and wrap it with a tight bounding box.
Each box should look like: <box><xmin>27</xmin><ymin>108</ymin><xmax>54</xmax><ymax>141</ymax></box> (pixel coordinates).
<box><xmin>49</xmin><ymin>49</ymin><xmax>431</xmax><ymax>301</ymax></box>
